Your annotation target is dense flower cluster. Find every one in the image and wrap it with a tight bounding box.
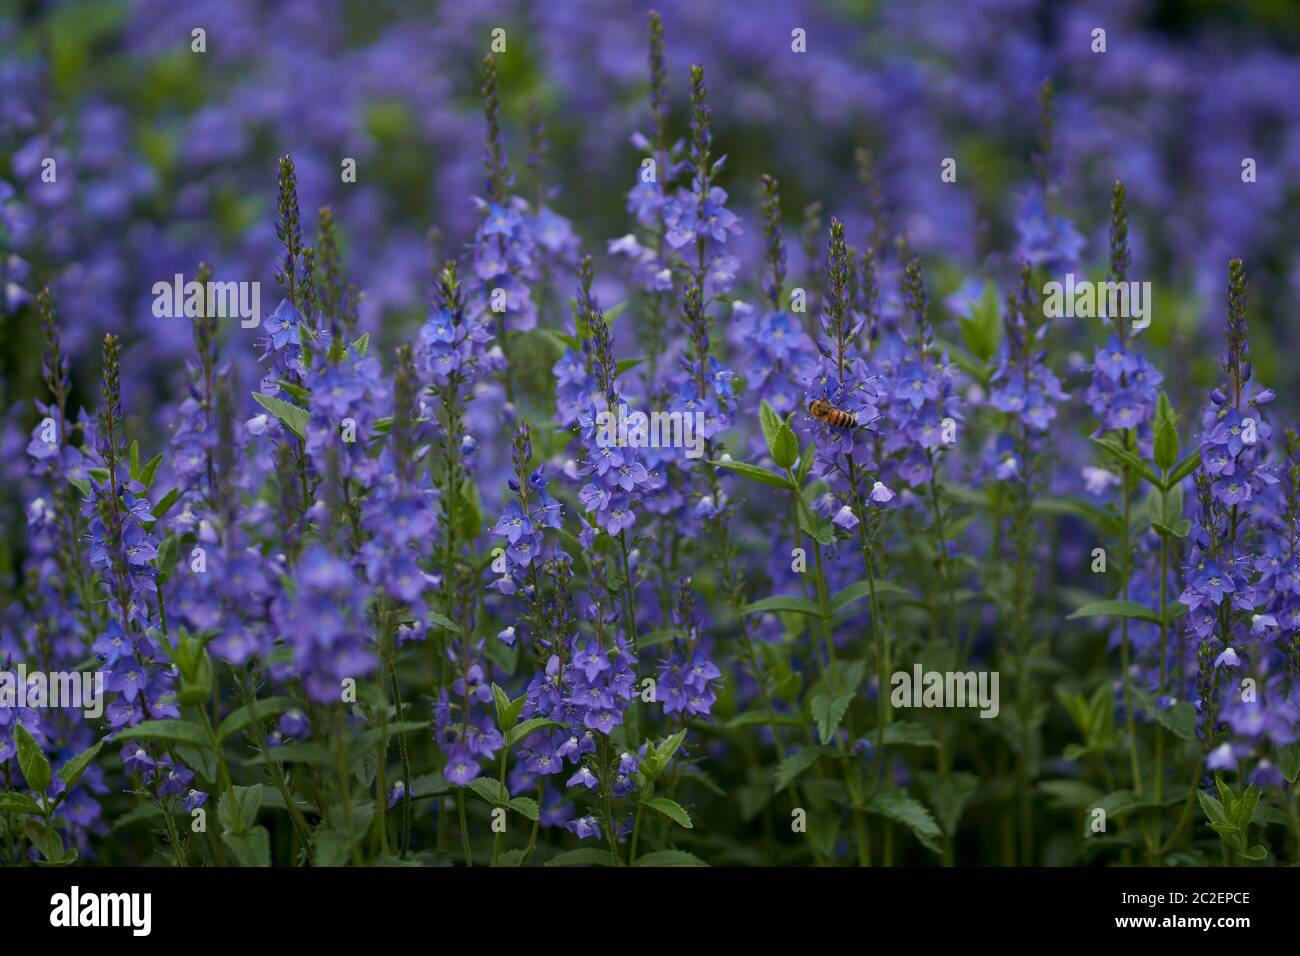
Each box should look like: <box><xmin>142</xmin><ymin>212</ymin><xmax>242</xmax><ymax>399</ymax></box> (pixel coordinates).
<box><xmin>4</xmin><ymin>5</ymin><xmax>1300</xmax><ymax>871</ymax></box>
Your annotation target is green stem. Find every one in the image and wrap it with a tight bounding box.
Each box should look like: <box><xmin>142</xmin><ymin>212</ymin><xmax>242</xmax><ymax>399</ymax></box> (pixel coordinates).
<box><xmin>457</xmin><ymin>789</ymin><xmax>473</xmax><ymax>866</ymax></box>
<box><xmin>1119</xmin><ymin>462</ymin><xmax>1143</xmax><ymax>797</ymax></box>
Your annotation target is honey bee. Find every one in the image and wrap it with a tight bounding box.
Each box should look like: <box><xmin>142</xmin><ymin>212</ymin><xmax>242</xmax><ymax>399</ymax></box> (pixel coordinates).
<box><xmin>808</xmin><ymin>398</ymin><xmax>858</xmax><ymax>429</ymax></box>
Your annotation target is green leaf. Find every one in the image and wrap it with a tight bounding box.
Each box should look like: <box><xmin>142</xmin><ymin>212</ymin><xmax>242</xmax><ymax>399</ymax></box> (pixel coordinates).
<box><xmin>57</xmin><ymin>739</ymin><xmax>104</xmax><ymax>792</ymax></box>
<box><xmin>739</xmin><ymin>595</ymin><xmax>822</xmax><ymax>618</ymax></box>
<box><xmin>811</xmin><ymin>692</ymin><xmax>854</xmax><ymax>745</ymax></box>
<box><xmin>545</xmin><ymin>848</ymin><xmax>616</xmax><ymax>867</ymax></box>
<box><xmin>1165</xmin><ymin>448</ymin><xmax>1202</xmax><ymax>489</ymax></box>
<box><xmin>116</xmin><ymin>719</ymin><xmax>211</xmax><ymax>748</ymax></box>
<box><xmin>1277</xmin><ymin>743</ymin><xmax>1300</xmax><ymax>784</ymax></box>
<box><xmin>1067</xmin><ymin>599</ymin><xmax>1161</xmax><ymax>626</ymax></box>
<box><xmin>634</xmin><ymin>849</ymin><xmax>708</xmax><ymax>867</ymax></box>
<box><xmin>709</xmin><ymin>459</ymin><xmax>795</xmax><ymax>490</ymax></box>
<box><xmin>1241</xmin><ymin>843</ymin><xmax>1268</xmax><ymax>861</ymax></box>
<box><xmin>27</xmin><ymin>820</ymin><xmax>68</xmax><ymax>864</ymax></box>
<box><xmin>958</xmin><ymin>281</ymin><xmax>1002</xmax><ymax>362</ymax></box>
<box><xmin>1152</xmin><ymin>519</ymin><xmax>1191</xmax><ymax>539</ymax></box>
<box><xmin>643</xmin><ymin>796</ymin><xmax>693</xmax><ymax>829</ymax></box>
<box><xmin>926</xmin><ymin>771</ymin><xmax>979</xmax><ymax>835</ymax></box>
<box><xmin>650</xmin><ymin>728</ymin><xmax>689</xmax><ymax>776</ymax></box>
<box><xmin>491</xmin><ymin>683</ymin><xmax>526</xmax><ymax>732</ymax></box>
<box><xmin>773</xmin><ymin>746</ymin><xmax>831</xmax><ymax>792</ymax></box>
<box><xmin>275</xmin><ymin>379</ymin><xmax>312</xmax><ymax>403</ymax></box>
<box><xmin>828</xmin><ymin>578</ymin><xmax>914</xmax><ymax>614</ymax></box>
<box><xmin>221</xmin><ymin>825</ymin><xmax>271</xmax><ymax>866</ymax></box>
<box><xmin>1197</xmin><ymin>789</ymin><xmax>1231</xmax><ymax>828</ymax></box>
<box><xmin>251</xmin><ymin>392</ymin><xmax>309</xmax><ymax>439</ymax></box>
<box><xmin>1154</xmin><ymin>418</ymin><xmax>1179</xmax><ymax>472</ymax></box>
<box><xmin>795</xmin><ymin>444</ymin><xmax>815</xmax><ymax>485</ymax></box>
<box><xmin>1030</xmin><ymin>495</ymin><xmax>1122</xmax><ymax>534</ymax></box>
<box><xmin>1232</xmin><ymin>784</ymin><xmax>1261</xmax><ymax>833</ymax></box>
<box><xmin>427</xmin><ymin>610</ymin><xmax>462</xmax><ymax>634</ymax></box>
<box><xmin>758</xmin><ymin>399</ymin><xmax>782</xmax><ymax>454</ymax></box>
<box><xmin>507</xmin><ymin>717</ymin><xmax>564</xmax><ymax>747</ymax></box>
<box><xmin>257</xmin><ymin>742</ymin><xmax>333</xmax><ymax>766</ymax></box>
<box><xmin>506</xmin><ymin>796</ymin><xmax>540</xmax><ymax>821</ymax></box>
<box><xmin>1153</xmin><ymin>700</ymin><xmax>1197</xmax><ymax>740</ymax></box>
<box><xmin>861</xmin><ymin>790</ymin><xmax>942</xmax><ymax>854</ymax></box>
<box><xmin>176</xmin><ymin>742</ymin><xmax>217</xmax><ymax>785</ymax></box>
<box><xmin>467</xmin><ymin>778</ymin><xmax>509</xmax><ymax>806</ymax></box>
<box><xmin>881</xmin><ymin>720</ymin><xmax>940</xmax><ymax>749</ymax></box>
<box><xmin>772</xmin><ymin>424</ymin><xmax>798</xmax><ymax>470</ymax></box>
<box><xmin>0</xmin><ymin>792</ymin><xmax>45</xmax><ymax>815</ymax></box>
<box><xmin>154</xmin><ymin>533</ymin><xmax>181</xmax><ymax>583</ymax></box>
<box><xmin>313</xmin><ymin>829</ymin><xmax>352</xmax><ymax>867</ymax></box>
<box><xmin>1039</xmin><ymin>779</ymin><xmax>1106</xmax><ymax>810</ymax></box>
<box><xmin>217</xmin><ymin>697</ymin><xmax>294</xmax><ymax>743</ymax></box>
<box><xmin>148</xmin><ymin>486</ymin><xmax>182</xmax><ymax>528</ymax></box>
<box><xmin>218</xmin><ymin>784</ymin><xmax>264</xmax><ymax>834</ymax></box>
<box><xmin>128</xmin><ymin>440</ymin><xmax>140</xmax><ymax>481</ymax></box>
<box><xmin>615</xmin><ymin>356</ymin><xmax>647</xmax><ymax>377</ymax></box>
<box><xmin>758</xmin><ymin>398</ymin><xmax>799</xmax><ymax>469</ymax></box>
<box><xmin>1091</xmin><ymin>436</ymin><xmax>1160</xmax><ymax>485</ymax></box>
<box><xmin>15</xmin><ymin>724</ymin><xmax>52</xmax><ymax>793</ymax></box>
<box><xmin>721</xmin><ymin>710</ymin><xmax>802</xmax><ymax>730</ymax></box>
<box><xmin>138</xmin><ymin>452</ymin><xmax>164</xmax><ymax>489</ymax></box>
<box><xmin>350</xmin><ymin>332</ymin><xmax>369</xmax><ymax>357</ymax></box>
<box><xmin>542</xmin><ymin>329</ymin><xmax>581</xmax><ymax>353</ymax></box>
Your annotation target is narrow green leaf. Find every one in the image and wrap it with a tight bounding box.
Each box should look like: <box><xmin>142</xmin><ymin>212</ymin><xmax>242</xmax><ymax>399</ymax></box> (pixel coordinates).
<box><xmin>116</xmin><ymin>719</ymin><xmax>212</xmax><ymax>748</ymax></box>
<box><xmin>251</xmin><ymin>392</ymin><xmax>309</xmax><ymax>439</ymax></box>
<box><xmin>138</xmin><ymin>452</ymin><xmax>164</xmax><ymax>489</ymax></box>
<box><xmin>828</xmin><ymin>578</ymin><xmax>914</xmax><ymax>614</ymax></box>
<box><xmin>154</xmin><ymin>533</ymin><xmax>181</xmax><ymax>583</ymax></box>
<box><xmin>148</xmin><ymin>486</ymin><xmax>182</xmax><ymax>528</ymax></box>
<box><xmin>709</xmin><ymin>459</ymin><xmax>796</xmax><ymax>490</ymax></box>
<box><xmin>275</xmin><ymin>379</ymin><xmax>312</xmax><ymax>403</ymax></box>
<box><xmin>643</xmin><ymin>797</ymin><xmax>693</xmax><ymax>829</ymax></box>
<box><xmin>881</xmin><ymin>720</ymin><xmax>940</xmax><ymax>749</ymax></box>
<box><xmin>758</xmin><ymin>399</ymin><xmax>782</xmax><ymax>456</ymax></box>
<box><xmin>427</xmin><ymin>611</ymin><xmax>462</xmax><ymax>634</ymax></box>
<box><xmin>1091</xmin><ymin>436</ymin><xmax>1160</xmax><ymax>485</ymax></box>
<box><xmin>651</xmin><ymin>728</ymin><xmax>689</xmax><ymax>776</ymax></box>
<box><xmin>1066</xmin><ymin>599</ymin><xmax>1161</xmax><ymax>626</ymax></box>
<box><xmin>615</xmin><ymin>356</ymin><xmax>647</xmax><ymax>377</ymax></box>
<box><xmin>739</xmin><ymin>595</ymin><xmax>822</xmax><ymax>617</ymax></box>
<box><xmin>772</xmin><ymin>746</ymin><xmax>830</xmax><ymax>792</ymax></box>
<box><xmin>217</xmin><ymin>697</ymin><xmax>294</xmax><ymax>743</ymax></box>
<box><xmin>1165</xmin><ymin>448</ymin><xmax>1202</xmax><ymax>489</ymax></box>
<box><xmin>0</xmin><ymin>792</ymin><xmax>45</xmax><ymax>815</ymax></box>
<box><xmin>1154</xmin><ymin>418</ymin><xmax>1179</xmax><ymax>472</ymax></box>
<box><xmin>507</xmin><ymin>717</ymin><xmax>564</xmax><ymax>747</ymax></box>
<box><xmin>15</xmin><ymin>724</ymin><xmax>52</xmax><ymax>793</ymax></box>
<box><xmin>57</xmin><ymin>739</ymin><xmax>105</xmax><ymax>792</ymax></box>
